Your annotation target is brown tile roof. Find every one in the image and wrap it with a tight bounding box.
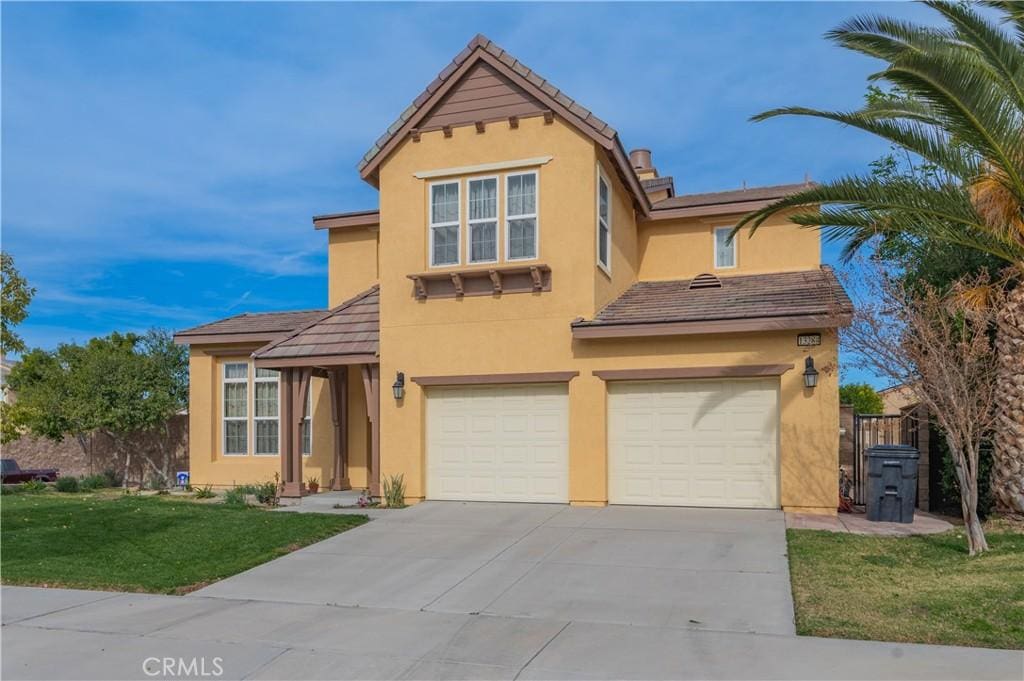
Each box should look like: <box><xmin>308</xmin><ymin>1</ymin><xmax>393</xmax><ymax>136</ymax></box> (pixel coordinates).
<box><xmin>359</xmin><ymin>34</ymin><xmax>616</xmax><ymax>174</ymax></box>
<box><xmin>253</xmin><ymin>286</ymin><xmax>379</xmax><ymax>361</ymax></box>
<box><xmin>175</xmin><ymin>309</ymin><xmax>326</xmax><ymax>343</ymax></box>
<box><xmin>652</xmin><ymin>182</ymin><xmax>812</xmax><ymax>211</ymax></box>
<box><xmin>356</xmin><ymin>34</ymin><xmax>650</xmax><ymax>215</ymax></box>
<box><xmin>573</xmin><ymin>268</ymin><xmax>851</xmax><ymax>329</ymax></box>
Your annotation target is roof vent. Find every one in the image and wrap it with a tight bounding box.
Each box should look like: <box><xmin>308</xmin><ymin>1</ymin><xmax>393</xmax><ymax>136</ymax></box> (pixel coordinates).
<box><xmin>688</xmin><ymin>273</ymin><xmax>722</xmax><ymax>290</ymax></box>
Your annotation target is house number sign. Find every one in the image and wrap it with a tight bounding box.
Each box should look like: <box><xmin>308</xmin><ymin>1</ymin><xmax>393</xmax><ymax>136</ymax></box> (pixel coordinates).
<box><xmin>797</xmin><ymin>333</ymin><xmax>821</xmax><ymax>347</ymax></box>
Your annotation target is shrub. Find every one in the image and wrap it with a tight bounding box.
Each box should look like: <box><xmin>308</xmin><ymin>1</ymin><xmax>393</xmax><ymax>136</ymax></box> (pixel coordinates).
<box><xmin>100</xmin><ymin>467</ymin><xmax>123</xmax><ymax>488</ymax></box>
<box><xmin>194</xmin><ymin>485</ymin><xmax>216</xmax><ymax>499</ymax></box>
<box><xmin>223</xmin><ymin>487</ymin><xmax>247</xmax><ymax>506</ymax></box>
<box><xmin>382</xmin><ymin>473</ymin><xmax>406</xmax><ymax>508</ymax></box>
<box><xmin>21</xmin><ymin>479</ymin><xmax>48</xmax><ymax>494</ymax></box>
<box><xmin>235</xmin><ymin>481</ymin><xmax>277</xmax><ymax>506</ymax></box>
<box><xmin>79</xmin><ymin>474</ymin><xmax>107</xmax><ymax>491</ymax></box>
<box><xmin>55</xmin><ymin>477</ymin><xmax>79</xmax><ymax>493</ymax></box>
<box><xmin>146</xmin><ymin>472</ymin><xmax>168</xmax><ymax>491</ymax></box>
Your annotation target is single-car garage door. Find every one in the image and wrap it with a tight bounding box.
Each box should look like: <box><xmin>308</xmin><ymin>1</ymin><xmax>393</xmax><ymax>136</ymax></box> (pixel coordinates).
<box><xmin>608</xmin><ymin>378</ymin><xmax>779</xmax><ymax>508</ymax></box>
<box><xmin>427</xmin><ymin>384</ymin><xmax>569</xmax><ymax>503</ymax></box>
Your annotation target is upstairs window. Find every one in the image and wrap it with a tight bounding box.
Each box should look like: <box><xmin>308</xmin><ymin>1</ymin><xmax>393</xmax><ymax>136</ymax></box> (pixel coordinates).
<box><xmin>597</xmin><ymin>171</ymin><xmax>612</xmax><ymax>273</ymax></box>
<box><xmin>468</xmin><ymin>177</ymin><xmax>498</xmax><ymax>263</ymax></box>
<box><xmin>714</xmin><ymin>226</ymin><xmax>736</xmax><ymax>269</ymax></box>
<box><xmin>223</xmin><ymin>363</ymin><xmax>248</xmax><ymax>455</ymax></box>
<box><xmin>506</xmin><ymin>172</ymin><xmax>538</xmax><ymax>260</ymax></box>
<box><xmin>430</xmin><ymin>181</ymin><xmax>460</xmax><ymax>266</ymax></box>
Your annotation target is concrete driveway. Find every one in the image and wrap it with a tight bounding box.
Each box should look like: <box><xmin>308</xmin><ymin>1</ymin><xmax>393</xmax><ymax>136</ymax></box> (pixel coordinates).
<box><xmin>3</xmin><ymin>502</ymin><xmax>1022</xmax><ymax>680</ymax></box>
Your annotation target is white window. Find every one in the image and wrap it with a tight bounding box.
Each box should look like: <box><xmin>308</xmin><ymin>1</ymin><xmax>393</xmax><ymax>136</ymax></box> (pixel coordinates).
<box><xmin>222</xmin><ymin>363</ymin><xmax>248</xmax><ymax>455</ymax></box>
<box><xmin>597</xmin><ymin>171</ymin><xmax>612</xmax><ymax>274</ymax></box>
<box><xmin>253</xmin><ymin>368</ymin><xmax>279</xmax><ymax>455</ymax></box>
<box><xmin>430</xmin><ymin>181</ymin><xmax>460</xmax><ymax>266</ymax></box>
<box><xmin>302</xmin><ymin>385</ymin><xmax>312</xmax><ymax>456</ymax></box>
<box><xmin>468</xmin><ymin>177</ymin><xmax>499</xmax><ymax>263</ymax></box>
<box><xmin>506</xmin><ymin>171</ymin><xmax>538</xmax><ymax>260</ymax></box>
<box><xmin>714</xmin><ymin>226</ymin><xmax>737</xmax><ymax>269</ymax></box>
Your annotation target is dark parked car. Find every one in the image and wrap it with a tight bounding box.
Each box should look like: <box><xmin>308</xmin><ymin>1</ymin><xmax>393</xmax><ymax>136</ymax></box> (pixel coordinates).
<box><xmin>1</xmin><ymin>458</ymin><xmax>59</xmax><ymax>483</ymax></box>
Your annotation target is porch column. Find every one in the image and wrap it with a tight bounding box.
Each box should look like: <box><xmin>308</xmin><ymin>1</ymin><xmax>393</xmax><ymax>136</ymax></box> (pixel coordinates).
<box><xmin>279</xmin><ymin>369</ymin><xmax>300</xmax><ymax>497</ymax></box>
<box><xmin>280</xmin><ymin>367</ymin><xmax>311</xmax><ymax>499</ymax></box>
<box><xmin>361</xmin><ymin>364</ymin><xmax>381</xmax><ymax>498</ymax></box>
<box><xmin>328</xmin><ymin>367</ymin><xmax>350</xmax><ymax>490</ymax></box>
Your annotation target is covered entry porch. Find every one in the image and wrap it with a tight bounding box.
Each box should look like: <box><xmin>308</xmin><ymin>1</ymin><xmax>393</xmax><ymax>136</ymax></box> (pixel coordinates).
<box><xmin>252</xmin><ymin>287</ymin><xmax>381</xmax><ymax>500</ymax></box>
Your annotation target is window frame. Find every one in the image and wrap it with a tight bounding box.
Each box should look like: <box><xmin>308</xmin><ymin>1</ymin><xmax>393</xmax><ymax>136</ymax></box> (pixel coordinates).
<box><xmin>428</xmin><ymin>179</ymin><xmax>462</xmax><ymax>268</ymax></box>
<box><xmin>713</xmin><ymin>226</ymin><xmax>737</xmax><ymax>270</ymax></box>
<box><xmin>253</xmin><ymin>367</ymin><xmax>280</xmax><ymax>456</ymax></box>
<box><xmin>222</xmin><ymin>362</ymin><xmax>249</xmax><ymax>457</ymax></box>
<box><xmin>302</xmin><ymin>383</ymin><xmax>313</xmax><ymax>457</ymax></box>
<box><xmin>504</xmin><ymin>170</ymin><xmax>540</xmax><ymax>262</ymax></box>
<box><xmin>596</xmin><ymin>167</ymin><xmax>612</xmax><ymax>276</ymax></box>
<box><xmin>466</xmin><ymin>174</ymin><xmax>500</xmax><ymax>265</ymax></box>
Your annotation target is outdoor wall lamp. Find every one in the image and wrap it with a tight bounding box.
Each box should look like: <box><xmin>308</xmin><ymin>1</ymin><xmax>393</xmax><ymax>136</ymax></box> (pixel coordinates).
<box><xmin>392</xmin><ymin>371</ymin><xmax>405</xmax><ymax>401</ymax></box>
<box><xmin>803</xmin><ymin>356</ymin><xmax>819</xmax><ymax>389</ymax></box>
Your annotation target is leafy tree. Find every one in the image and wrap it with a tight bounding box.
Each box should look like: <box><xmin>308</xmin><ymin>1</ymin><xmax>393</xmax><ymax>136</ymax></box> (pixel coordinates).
<box><xmin>2</xmin><ymin>329</ymin><xmax>188</xmax><ymax>485</ymax></box>
<box><xmin>1</xmin><ymin>252</ymin><xmax>36</xmax><ymax>355</ymax></box>
<box><xmin>735</xmin><ymin>1</ymin><xmax>1024</xmax><ymax>515</ymax></box>
<box><xmin>839</xmin><ymin>383</ymin><xmax>885</xmax><ymax>415</ymax></box>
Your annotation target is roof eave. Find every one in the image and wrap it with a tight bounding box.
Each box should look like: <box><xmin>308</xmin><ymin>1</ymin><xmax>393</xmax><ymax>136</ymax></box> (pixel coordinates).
<box><xmin>571</xmin><ymin>312</ymin><xmax>852</xmax><ymax>340</ymax></box>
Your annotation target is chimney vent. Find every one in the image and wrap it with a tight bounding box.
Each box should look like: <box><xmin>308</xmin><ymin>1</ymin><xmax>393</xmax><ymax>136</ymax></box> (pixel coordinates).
<box><xmin>629</xmin><ymin>149</ymin><xmax>653</xmax><ymax>172</ymax></box>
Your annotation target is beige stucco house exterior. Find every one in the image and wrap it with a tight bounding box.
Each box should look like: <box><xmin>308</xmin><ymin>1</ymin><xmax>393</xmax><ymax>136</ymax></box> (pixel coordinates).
<box><xmin>175</xmin><ymin>34</ymin><xmax>851</xmax><ymax>515</ymax></box>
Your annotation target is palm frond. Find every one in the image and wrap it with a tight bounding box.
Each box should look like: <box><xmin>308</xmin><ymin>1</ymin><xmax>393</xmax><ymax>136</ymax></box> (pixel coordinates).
<box><xmin>981</xmin><ymin>1</ymin><xmax>1024</xmax><ymax>46</ymax></box>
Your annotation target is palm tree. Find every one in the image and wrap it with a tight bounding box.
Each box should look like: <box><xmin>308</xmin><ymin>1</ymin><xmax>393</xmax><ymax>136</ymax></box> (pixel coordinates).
<box><xmin>736</xmin><ymin>0</ymin><xmax>1024</xmax><ymax>515</ymax></box>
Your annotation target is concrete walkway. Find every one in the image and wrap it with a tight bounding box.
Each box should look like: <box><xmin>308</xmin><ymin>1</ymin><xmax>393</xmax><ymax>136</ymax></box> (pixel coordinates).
<box><xmin>3</xmin><ymin>502</ymin><xmax>1021</xmax><ymax>680</ymax></box>
<box><xmin>787</xmin><ymin>510</ymin><xmax>954</xmax><ymax>535</ymax></box>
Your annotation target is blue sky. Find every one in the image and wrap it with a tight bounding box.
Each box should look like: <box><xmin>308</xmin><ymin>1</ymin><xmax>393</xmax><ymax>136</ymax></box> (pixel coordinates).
<box><xmin>3</xmin><ymin>2</ymin><xmax>939</xmax><ymax>385</ymax></box>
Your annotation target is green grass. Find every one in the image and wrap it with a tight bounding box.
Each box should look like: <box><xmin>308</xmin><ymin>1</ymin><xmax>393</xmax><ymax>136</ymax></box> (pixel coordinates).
<box><xmin>787</xmin><ymin>529</ymin><xmax>1024</xmax><ymax>650</ymax></box>
<box><xmin>1</xmin><ymin>492</ymin><xmax>368</xmax><ymax>594</ymax></box>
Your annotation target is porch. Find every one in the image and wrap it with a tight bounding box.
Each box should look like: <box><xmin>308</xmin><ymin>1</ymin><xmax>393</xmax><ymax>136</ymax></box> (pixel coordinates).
<box><xmin>252</xmin><ymin>287</ymin><xmax>381</xmax><ymax>500</ymax></box>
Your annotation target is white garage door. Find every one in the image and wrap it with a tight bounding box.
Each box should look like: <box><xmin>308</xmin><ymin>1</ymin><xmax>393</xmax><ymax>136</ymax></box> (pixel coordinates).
<box><xmin>608</xmin><ymin>378</ymin><xmax>779</xmax><ymax>508</ymax></box>
<box><xmin>427</xmin><ymin>384</ymin><xmax>569</xmax><ymax>503</ymax></box>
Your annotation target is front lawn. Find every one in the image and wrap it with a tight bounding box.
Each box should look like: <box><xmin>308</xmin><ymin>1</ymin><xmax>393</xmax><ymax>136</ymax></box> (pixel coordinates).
<box><xmin>787</xmin><ymin>529</ymin><xmax>1024</xmax><ymax>650</ymax></box>
<box><xmin>1</xmin><ymin>492</ymin><xmax>367</xmax><ymax>593</ymax></box>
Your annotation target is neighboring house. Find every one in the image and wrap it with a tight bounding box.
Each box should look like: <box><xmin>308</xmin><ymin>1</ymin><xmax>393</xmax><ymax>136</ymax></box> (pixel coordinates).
<box><xmin>174</xmin><ymin>35</ymin><xmax>852</xmax><ymax>514</ymax></box>
<box><xmin>879</xmin><ymin>382</ymin><xmax>918</xmax><ymax>414</ymax></box>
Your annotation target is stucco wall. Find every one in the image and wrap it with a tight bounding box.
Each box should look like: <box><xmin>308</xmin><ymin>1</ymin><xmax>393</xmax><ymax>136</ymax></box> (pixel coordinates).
<box><xmin>186</xmin><ymin>348</ymin><xmax>370</xmax><ymax>490</ymax></box>
<box><xmin>637</xmin><ymin>214</ymin><xmax>820</xmax><ymax>281</ymax></box>
<box><xmin>369</xmin><ymin>116</ymin><xmax>839</xmax><ymax>514</ymax></box>
<box><xmin>329</xmin><ymin>227</ymin><xmax>379</xmax><ymax>307</ymax></box>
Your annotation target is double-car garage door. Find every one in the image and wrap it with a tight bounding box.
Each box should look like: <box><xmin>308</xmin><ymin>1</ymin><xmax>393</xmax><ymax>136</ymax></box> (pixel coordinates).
<box><xmin>425</xmin><ymin>378</ymin><xmax>779</xmax><ymax>508</ymax></box>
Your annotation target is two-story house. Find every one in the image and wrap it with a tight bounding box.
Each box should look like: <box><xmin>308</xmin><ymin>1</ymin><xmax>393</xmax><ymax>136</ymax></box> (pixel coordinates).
<box><xmin>175</xmin><ymin>34</ymin><xmax>851</xmax><ymax>515</ymax></box>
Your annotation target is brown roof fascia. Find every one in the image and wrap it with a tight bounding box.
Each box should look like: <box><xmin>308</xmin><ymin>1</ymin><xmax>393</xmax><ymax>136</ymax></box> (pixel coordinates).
<box><xmin>593</xmin><ymin>364</ymin><xmax>794</xmax><ymax>381</ymax></box>
<box><xmin>411</xmin><ymin>371</ymin><xmax>579</xmax><ymax>386</ymax></box>
<box><xmin>359</xmin><ymin>54</ymin><xmax>483</xmax><ymax>185</ymax></box>
<box><xmin>644</xmin><ymin>199</ymin><xmax>782</xmax><ymax>222</ymax></box>
<box><xmin>254</xmin><ymin>354</ymin><xmax>379</xmax><ymax>369</ymax></box>
<box><xmin>173</xmin><ymin>332</ymin><xmax>284</xmax><ymax>346</ymax></box>
<box><xmin>313</xmin><ymin>210</ymin><xmax>380</xmax><ymax>230</ymax></box>
<box><xmin>571</xmin><ymin>313</ymin><xmax>851</xmax><ymax>339</ymax></box>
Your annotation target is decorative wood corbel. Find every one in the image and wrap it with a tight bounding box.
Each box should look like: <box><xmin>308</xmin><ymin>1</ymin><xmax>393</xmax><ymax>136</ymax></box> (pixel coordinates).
<box><xmin>410</xmin><ymin>275</ymin><xmax>427</xmax><ymax>299</ymax></box>
<box><xmin>488</xmin><ymin>269</ymin><xmax>503</xmax><ymax>293</ymax></box>
<box><xmin>508</xmin><ymin>115</ymin><xmax>519</xmax><ymax>129</ymax></box>
<box><xmin>442</xmin><ymin>125</ymin><xmax>453</xmax><ymax>138</ymax></box>
<box><xmin>450</xmin><ymin>272</ymin><xmax>464</xmax><ymax>296</ymax></box>
<box><xmin>475</xmin><ymin>121</ymin><xmax>485</xmax><ymax>134</ymax></box>
<box><xmin>530</xmin><ymin>266</ymin><xmax>543</xmax><ymax>291</ymax></box>
<box><xmin>410</xmin><ymin>128</ymin><xmax>421</xmax><ymax>142</ymax></box>
<box><xmin>542</xmin><ymin>110</ymin><xmax>554</xmax><ymax>125</ymax></box>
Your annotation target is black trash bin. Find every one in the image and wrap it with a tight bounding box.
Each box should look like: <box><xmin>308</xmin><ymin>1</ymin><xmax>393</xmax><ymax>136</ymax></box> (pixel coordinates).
<box><xmin>866</xmin><ymin>444</ymin><xmax>919</xmax><ymax>523</ymax></box>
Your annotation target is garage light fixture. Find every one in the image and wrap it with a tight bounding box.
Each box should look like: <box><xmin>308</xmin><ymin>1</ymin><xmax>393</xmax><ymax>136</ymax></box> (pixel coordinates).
<box><xmin>803</xmin><ymin>357</ymin><xmax>819</xmax><ymax>389</ymax></box>
<box><xmin>392</xmin><ymin>371</ymin><xmax>405</xmax><ymax>401</ymax></box>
